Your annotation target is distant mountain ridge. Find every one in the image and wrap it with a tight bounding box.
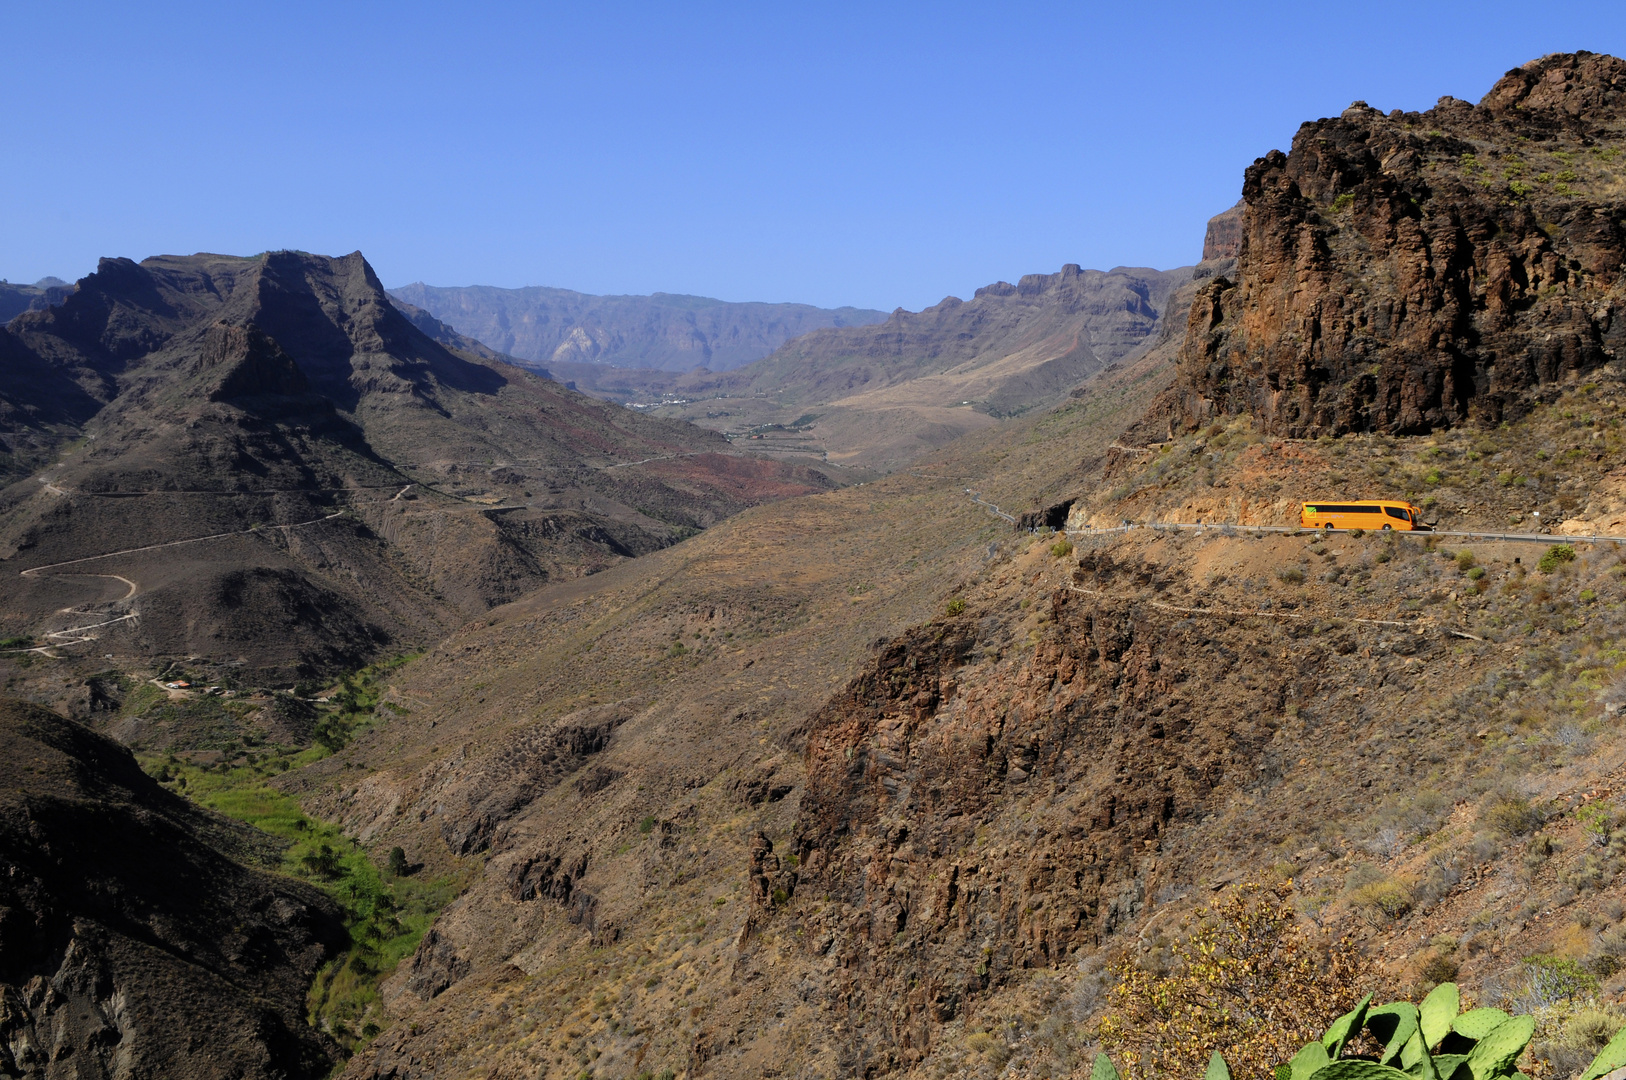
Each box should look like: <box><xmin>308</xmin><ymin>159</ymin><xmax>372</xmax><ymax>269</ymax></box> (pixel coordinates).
<box><xmin>387</xmin><ymin>282</ymin><xmax>888</xmax><ymax>373</ymax></box>
<box><xmin>0</xmin><ymin>277</ymin><xmax>75</xmax><ymax>324</ymax></box>
<box><xmin>554</xmin><ymin>262</ymin><xmax>1193</xmax><ymax>470</ymax></box>
<box><xmin>721</xmin><ymin>263</ymin><xmax>1190</xmax><ymax>412</ymax></box>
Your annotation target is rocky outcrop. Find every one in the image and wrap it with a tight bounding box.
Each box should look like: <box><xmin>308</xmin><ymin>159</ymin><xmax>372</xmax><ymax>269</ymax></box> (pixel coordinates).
<box><xmin>1171</xmin><ymin>51</ymin><xmax>1626</xmax><ymax>436</ymax></box>
<box><xmin>1202</xmin><ymin>201</ymin><xmax>1243</xmax><ymax>261</ymax></box>
<box><xmin>0</xmin><ymin>699</ymin><xmax>345</xmax><ymax>1079</ymax></box>
<box><xmin>428</xmin><ymin>700</ymin><xmax>638</xmax><ymax>856</ymax></box>
<box><xmin>760</xmin><ymin>559</ymin><xmax>1308</xmax><ymax>1072</ymax></box>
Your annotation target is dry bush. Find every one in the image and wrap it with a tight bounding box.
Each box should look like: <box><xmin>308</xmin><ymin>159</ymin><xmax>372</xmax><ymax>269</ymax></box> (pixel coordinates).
<box><xmin>1349</xmin><ymin>876</ymin><xmax>1415</xmax><ymax>928</ymax></box>
<box><xmin>1098</xmin><ymin>882</ymin><xmax>1372</xmax><ymax>1080</ymax></box>
<box><xmin>1485</xmin><ymin>792</ymin><xmax>1548</xmax><ymax>837</ymax></box>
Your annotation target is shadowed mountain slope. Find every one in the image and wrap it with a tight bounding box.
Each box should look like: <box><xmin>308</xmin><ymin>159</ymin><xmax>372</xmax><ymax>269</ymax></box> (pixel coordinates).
<box><xmin>0</xmin><ymin>279</ymin><xmax>74</xmax><ymax>325</ymax></box>
<box><xmin>0</xmin><ymin>698</ymin><xmax>346</xmax><ymax>1080</ymax></box>
<box><xmin>387</xmin><ymin>283</ymin><xmax>888</xmax><ymax>374</ymax></box>
<box><xmin>0</xmin><ymin>251</ymin><xmax>833</xmax><ymax>681</ymax></box>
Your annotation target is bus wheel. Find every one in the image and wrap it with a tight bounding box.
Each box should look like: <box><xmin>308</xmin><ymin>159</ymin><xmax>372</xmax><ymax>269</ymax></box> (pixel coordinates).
<box><xmin>1382</xmin><ymin>524</ymin><xmax>1393</xmax><ymax>531</ymax></box>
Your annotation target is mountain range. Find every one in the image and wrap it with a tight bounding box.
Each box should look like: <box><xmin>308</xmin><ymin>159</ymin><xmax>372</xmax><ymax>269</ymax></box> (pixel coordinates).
<box><xmin>553</xmin><ymin>262</ymin><xmax>1194</xmax><ymax>471</ymax></box>
<box><xmin>386</xmin><ymin>283</ymin><xmax>888</xmax><ymax>373</ymax></box>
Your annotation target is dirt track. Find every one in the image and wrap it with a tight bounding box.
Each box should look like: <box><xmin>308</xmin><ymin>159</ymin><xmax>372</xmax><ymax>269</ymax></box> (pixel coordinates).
<box><xmin>13</xmin><ymin>513</ymin><xmax>344</xmax><ymax>655</ymax></box>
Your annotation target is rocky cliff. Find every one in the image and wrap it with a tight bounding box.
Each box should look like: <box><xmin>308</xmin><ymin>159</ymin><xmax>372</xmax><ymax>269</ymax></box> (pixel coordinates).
<box><xmin>1171</xmin><ymin>51</ymin><xmax>1626</xmax><ymax>436</ymax></box>
<box><xmin>387</xmin><ymin>283</ymin><xmax>887</xmax><ymax>374</ymax></box>
<box><xmin>0</xmin><ymin>699</ymin><xmax>345</xmax><ymax>1079</ymax></box>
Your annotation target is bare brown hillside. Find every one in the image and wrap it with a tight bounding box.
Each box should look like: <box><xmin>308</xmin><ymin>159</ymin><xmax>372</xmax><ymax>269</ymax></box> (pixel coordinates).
<box><xmin>305</xmin><ymin>356</ymin><xmax>1626</xmax><ymax>1080</ymax></box>
<box><xmin>20</xmin><ymin>51</ymin><xmax>1626</xmax><ymax>1080</ymax></box>
<box><xmin>259</xmin><ymin>54</ymin><xmax>1626</xmax><ymax>1080</ymax></box>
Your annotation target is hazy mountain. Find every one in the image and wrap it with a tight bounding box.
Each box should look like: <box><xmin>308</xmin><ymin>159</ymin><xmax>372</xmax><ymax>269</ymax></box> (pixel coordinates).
<box><xmin>386</xmin><ymin>282</ymin><xmax>888</xmax><ymax>373</ymax></box>
<box><xmin>0</xmin><ymin>277</ymin><xmax>75</xmax><ymax>324</ymax></box>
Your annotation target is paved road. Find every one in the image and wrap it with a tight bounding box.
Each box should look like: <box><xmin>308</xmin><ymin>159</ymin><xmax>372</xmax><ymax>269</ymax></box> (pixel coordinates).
<box><xmin>965</xmin><ymin>488</ymin><xmax>1017</xmax><ymax>524</ymax></box>
<box><xmin>1064</xmin><ymin>521</ymin><xmax>1626</xmax><ymax>545</ymax></box>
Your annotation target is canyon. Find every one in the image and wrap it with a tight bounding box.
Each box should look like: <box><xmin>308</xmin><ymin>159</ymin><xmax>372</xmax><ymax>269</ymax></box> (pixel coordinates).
<box><xmin>6</xmin><ymin>50</ymin><xmax>1626</xmax><ymax>1080</ymax></box>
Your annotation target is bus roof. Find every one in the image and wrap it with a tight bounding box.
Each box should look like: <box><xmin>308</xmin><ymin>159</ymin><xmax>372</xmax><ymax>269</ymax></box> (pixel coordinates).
<box><xmin>1302</xmin><ymin>499</ymin><xmax>1417</xmax><ymax>507</ymax></box>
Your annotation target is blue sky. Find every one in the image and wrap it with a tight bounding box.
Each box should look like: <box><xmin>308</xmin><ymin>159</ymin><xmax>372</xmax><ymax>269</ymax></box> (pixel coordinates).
<box><xmin>4</xmin><ymin>2</ymin><xmax>1624</xmax><ymax>311</ymax></box>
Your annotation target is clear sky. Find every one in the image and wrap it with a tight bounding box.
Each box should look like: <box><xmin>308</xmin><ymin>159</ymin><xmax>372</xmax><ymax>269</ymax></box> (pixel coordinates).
<box><xmin>4</xmin><ymin>2</ymin><xmax>1625</xmax><ymax>312</ymax></box>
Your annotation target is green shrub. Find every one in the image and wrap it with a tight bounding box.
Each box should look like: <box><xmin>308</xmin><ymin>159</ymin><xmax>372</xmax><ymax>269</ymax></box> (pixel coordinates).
<box><xmin>1524</xmin><ymin>953</ymin><xmax>1601</xmax><ymax>1005</ymax></box>
<box><xmin>1539</xmin><ymin>544</ymin><xmax>1577</xmax><ymax>574</ymax></box>
<box><xmin>1456</xmin><ymin>549</ymin><xmax>1477</xmax><ymax>572</ymax></box>
<box><xmin>1564</xmin><ymin>1007</ymin><xmax>1626</xmax><ymax>1053</ymax></box>
<box><xmin>1050</xmin><ymin>538</ymin><xmax>1074</xmax><ymax>558</ymax></box>
<box><xmin>1093</xmin><ymin>977</ymin><xmax>1626</xmax><ymax>1080</ymax></box>
<box><xmin>639</xmin><ymin>815</ymin><xmax>656</xmax><ymax>834</ymax></box>
<box><xmin>1467</xmin><ymin>566</ymin><xmax>1487</xmax><ymax>580</ymax></box>
<box><xmin>1486</xmin><ymin>793</ymin><xmax>1547</xmax><ymax>836</ymax></box>
<box><xmin>945</xmin><ymin>597</ymin><xmax>967</xmax><ymax>616</ymax></box>
<box><xmin>1577</xmin><ymin>802</ymin><xmax>1616</xmax><ymax>848</ymax></box>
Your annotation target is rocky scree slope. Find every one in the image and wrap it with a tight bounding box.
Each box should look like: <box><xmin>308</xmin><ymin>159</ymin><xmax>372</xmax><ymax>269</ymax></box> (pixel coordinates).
<box><xmin>0</xmin><ymin>698</ymin><xmax>346</xmax><ymax>1080</ymax></box>
<box><xmin>387</xmin><ymin>283</ymin><xmax>887</xmax><ymax>374</ymax></box>
<box><xmin>0</xmin><ymin>251</ymin><xmax>831</xmax><ymax>680</ymax></box>
<box><xmin>1167</xmin><ymin>51</ymin><xmax>1626</xmax><ymax>438</ymax></box>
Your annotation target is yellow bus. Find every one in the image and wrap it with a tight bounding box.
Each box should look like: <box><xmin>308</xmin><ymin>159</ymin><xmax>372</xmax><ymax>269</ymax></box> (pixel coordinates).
<box><xmin>1300</xmin><ymin>500</ymin><xmax>1429</xmax><ymax>531</ymax></box>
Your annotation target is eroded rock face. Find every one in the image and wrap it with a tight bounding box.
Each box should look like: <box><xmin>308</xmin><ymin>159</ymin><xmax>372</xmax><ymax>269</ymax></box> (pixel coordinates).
<box><xmin>427</xmin><ymin>699</ymin><xmax>638</xmax><ymax>857</ymax></box>
<box><xmin>0</xmin><ymin>699</ymin><xmax>344</xmax><ymax>1080</ymax></box>
<box><xmin>1172</xmin><ymin>51</ymin><xmax>1626</xmax><ymax>436</ymax></box>
<box><xmin>759</xmin><ymin>558</ymin><xmax>1298</xmax><ymax>1073</ymax></box>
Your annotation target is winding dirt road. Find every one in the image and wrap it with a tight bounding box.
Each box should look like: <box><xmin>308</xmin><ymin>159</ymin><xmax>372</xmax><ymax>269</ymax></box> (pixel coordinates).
<box><xmin>12</xmin><ymin>512</ymin><xmax>345</xmax><ymax>655</ymax></box>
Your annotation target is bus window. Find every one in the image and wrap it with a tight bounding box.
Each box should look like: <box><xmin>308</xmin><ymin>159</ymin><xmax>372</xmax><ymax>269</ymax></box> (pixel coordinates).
<box><xmin>1385</xmin><ymin>506</ymin><xmax>1409</xmax><ymax>521</ymax></box>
